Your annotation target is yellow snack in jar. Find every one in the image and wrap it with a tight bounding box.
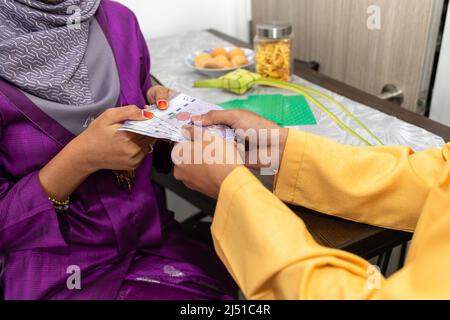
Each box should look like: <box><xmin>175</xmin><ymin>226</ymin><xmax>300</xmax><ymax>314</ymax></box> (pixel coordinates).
<box><xmin>256</xmin><ymin>40</ymin><xmax>291</xmax><ymax>81</ymax></box>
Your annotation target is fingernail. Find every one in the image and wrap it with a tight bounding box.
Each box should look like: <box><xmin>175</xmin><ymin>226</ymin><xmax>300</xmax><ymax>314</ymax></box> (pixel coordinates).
<box><xmin>157</xmin><ymin>99</ymin><xmax>169</xmax><ymax>110</ymax></box>
<box><xmin>181</xmin><ymin>128</ymin><xmax>191</xmax><ymax>139</ymax></box>
<box><xmin>143</xmin><ymin>111</ymin><xmax>154</xmax><ymax>119</ymax></box>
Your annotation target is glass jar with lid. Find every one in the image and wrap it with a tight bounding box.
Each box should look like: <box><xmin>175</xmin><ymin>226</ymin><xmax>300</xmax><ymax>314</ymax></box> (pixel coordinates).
<box><xmin>254</xmin><ymin>22</ymin><xmax>294</xmax><ymax>81</ymax></box>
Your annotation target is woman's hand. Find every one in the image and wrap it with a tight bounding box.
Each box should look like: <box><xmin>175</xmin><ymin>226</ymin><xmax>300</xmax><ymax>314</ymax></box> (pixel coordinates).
<box><xmin>75</xmin><ymin>105</ymin><xmax>155</xmax><ymax>172</ymax></box>
<box><xmin>192</xmin><ymin>110</ymin><xmax>290</xmax><ymax>170</ymax></box>
<box><xmin>146</xmin><ymin>85</ymin><xmax>175</xmax><ymax>110</ymax></box>
<box><xmin>39</xmin><ymin>105</ymin><xmax>154</xmax><ymax>202</ymax></box>
<box><xmin>173</xmin><ymin>127</ymin><xmax>244</xmax><ymax>199</ymax></box>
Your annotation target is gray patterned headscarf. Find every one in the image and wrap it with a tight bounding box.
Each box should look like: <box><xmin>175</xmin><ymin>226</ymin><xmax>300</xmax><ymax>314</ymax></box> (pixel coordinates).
<box><xmin>0</xmin><ymin>0</ymin><xmax>101</xmax><ymax>105</ymax></box>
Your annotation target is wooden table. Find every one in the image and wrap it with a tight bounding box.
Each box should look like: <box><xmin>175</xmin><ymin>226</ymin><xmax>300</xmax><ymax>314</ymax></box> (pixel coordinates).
<box><xmin>151</xmin><ymin>29</ymin><xmax>450</xmax><ymax>263</ymax></box>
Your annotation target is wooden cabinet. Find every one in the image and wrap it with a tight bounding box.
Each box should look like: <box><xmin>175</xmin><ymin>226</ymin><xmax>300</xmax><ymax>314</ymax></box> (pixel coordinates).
<box><xmin>252</xmin><ymin>0</ymin><xmax>445</xmax><ymax>112</ymax></box>
<box><xmin>430</xmin><ymin>3</ymin><xmax>450</xmax><ymax>126</ymax></box>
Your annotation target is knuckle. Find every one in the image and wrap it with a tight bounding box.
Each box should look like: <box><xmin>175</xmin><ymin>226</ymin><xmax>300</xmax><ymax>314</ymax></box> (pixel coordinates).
<box><xmin>129</xmin><ymin>145</ymin><xmax>141</xmax><ymax>157</ymax></box>
<box><xmin>125</xmin><ymin>105</ymin><xmax>139</xmax><ymax>114</ymax></box>
<box><xmin>156</xmin><ymin>86</ymin><xmax>166</xmax><ymax>93</ymax></box>
<box><xmin>229</xmin><ymin>109</ymin><xmax>240</xmax><ymax>117</ymax></box>
<box><xmin>207</xmin><ymin>110</ymin><xmax>218</xmax><ymax>118</ymax></box>
<box><xmin>123</xmin><ymin>147</ymin><xmax>135</xmax><ymax>158</ymax></box>
<box><xmin>104</xmin><ymin>108</ymin><xmax>115</xmax><ymax>117</ymax></box>
<box><xmin>173</xmin><ymin>167</ymin><xmax>182</xmax><ymax>180</ymax></box>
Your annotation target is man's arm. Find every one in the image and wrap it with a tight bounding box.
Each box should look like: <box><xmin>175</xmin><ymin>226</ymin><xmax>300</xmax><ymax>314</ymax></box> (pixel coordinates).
<box><xmin>212</xmin><ymin>157</ymin><xmax>450</xmax><ymax>299</ymax></box>
<box><xmin>212</xmin><ymin>167</ymin><xmax>378</xmax><ymax>299</ymax></box>
<box><xmin>275</xmin><ymin>130</ymin><xmax>448</xmax><ymax>231</ymax></box>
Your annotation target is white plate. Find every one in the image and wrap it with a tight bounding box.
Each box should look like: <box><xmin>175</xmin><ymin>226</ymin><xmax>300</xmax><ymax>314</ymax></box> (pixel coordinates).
<box><xmin>184</xmin><ymin>47</ymin><xmax>255</xmax><ymax>78</ymax></box>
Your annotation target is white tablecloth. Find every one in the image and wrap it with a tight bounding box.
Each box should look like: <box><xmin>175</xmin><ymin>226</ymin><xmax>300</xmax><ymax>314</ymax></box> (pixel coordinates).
<box><xmin>148</xmin><ymin>31</ymin><xmax>445</xmax><ymax>151</ymax></box>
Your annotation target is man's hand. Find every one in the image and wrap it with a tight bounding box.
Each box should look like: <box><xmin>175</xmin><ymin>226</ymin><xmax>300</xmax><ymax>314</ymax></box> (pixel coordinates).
<box><xmin>173</xmin><ymin>126</ymin><xmax>244</xmax><ymax>199</ymax></box>
<box><xmin>192</xmin><ymin>109</ymin><xmax>280</xmax><ymax>132</ymax></box>
<box><xmin>192</xmin><ymin>110</ymin><xmax>290</xmax><ymax>171</ymax></box>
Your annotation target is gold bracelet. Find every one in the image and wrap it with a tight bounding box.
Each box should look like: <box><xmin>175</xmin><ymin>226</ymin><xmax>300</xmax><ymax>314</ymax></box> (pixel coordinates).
<box><xmin>48</xmin><ymin>196</ymin><xmax>70</xmax><ymax>212</ymax></box>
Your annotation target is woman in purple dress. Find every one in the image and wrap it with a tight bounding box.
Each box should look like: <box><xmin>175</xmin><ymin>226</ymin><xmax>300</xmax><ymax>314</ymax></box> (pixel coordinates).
<box><xmin>0</xmin><ymin>0</ymin><xmax>234</xmax><ymax>300</ymax></box>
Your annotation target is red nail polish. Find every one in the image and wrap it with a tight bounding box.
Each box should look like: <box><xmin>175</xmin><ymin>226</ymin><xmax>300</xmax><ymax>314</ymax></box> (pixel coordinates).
<box><xmin>143</xmin><ymin>111</ymin><xmax>154</xmax><ymax>119</ymax></box>
<box><xmin>157</xmin><ymin>100</ymin><xmax>169</xmax><ymax>110</ymax></box>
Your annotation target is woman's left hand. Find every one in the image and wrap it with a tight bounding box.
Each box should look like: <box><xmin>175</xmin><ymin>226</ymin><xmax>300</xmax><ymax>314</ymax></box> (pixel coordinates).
<box><xmin>146</xmin><ymin>85</ymin><xmax>175</xmax><ymax>110</ymax></box>
<box><xmin>173</xmin><ymin>126</ymin><xmax>244</xmax><ymax>199</ymax></box>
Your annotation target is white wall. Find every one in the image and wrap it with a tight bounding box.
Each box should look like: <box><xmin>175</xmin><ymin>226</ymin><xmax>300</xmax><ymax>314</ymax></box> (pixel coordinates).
<box><xmin>430</xmin><ymin>5</ymin><xmax>450</xmax><ymax>127</ymax></box>
<box><xmin>115</xmin><ymin>0</ymin><xmax>251</xmax><ymax>42</ymax></box>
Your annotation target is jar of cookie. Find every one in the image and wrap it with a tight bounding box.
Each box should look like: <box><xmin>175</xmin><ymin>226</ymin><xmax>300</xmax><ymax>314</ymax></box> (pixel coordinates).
<box><xmin>254</xmin><ymin>23</ymin><xmax>294</xmax><ymax>81</ymax></box>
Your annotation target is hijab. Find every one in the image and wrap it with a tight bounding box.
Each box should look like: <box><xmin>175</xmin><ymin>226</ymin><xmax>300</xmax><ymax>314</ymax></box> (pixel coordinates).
<box><xmin>0</xmin><ymin>0</ymin><xmax>102</xmax><ymax>105</ymax></box>
<box><xmin>0</xmin><ymin>0</ymin><xmax>121</xmax><ymax>135</ymax></box>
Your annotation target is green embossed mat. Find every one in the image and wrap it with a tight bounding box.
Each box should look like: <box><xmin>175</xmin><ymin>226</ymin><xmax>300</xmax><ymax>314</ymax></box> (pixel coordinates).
<box><xmin>219</xmin><ymin>94</ymin><xmax>317</xmax><ymax>127</ymax></box>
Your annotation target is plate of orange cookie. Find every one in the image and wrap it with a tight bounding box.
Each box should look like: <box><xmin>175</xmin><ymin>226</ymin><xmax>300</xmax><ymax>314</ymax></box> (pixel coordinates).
<box><xmin>185</xmin><ymin>47</ymin><xmax>255</xmax><ymax>77</ymax></box>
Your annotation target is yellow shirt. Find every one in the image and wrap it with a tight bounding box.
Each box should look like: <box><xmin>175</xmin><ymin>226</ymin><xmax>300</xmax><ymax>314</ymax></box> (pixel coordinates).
<box><xmin>212</xmin><ymin>130</ymin><xmax>450</xmax><ymax>299</ymax></box>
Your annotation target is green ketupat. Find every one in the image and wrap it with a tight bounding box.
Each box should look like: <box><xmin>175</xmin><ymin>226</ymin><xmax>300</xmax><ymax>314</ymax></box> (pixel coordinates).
<box><xmin>194</xmin><ymin>69</ymin><xmax>262</xmax><ymax>95</ymax></box>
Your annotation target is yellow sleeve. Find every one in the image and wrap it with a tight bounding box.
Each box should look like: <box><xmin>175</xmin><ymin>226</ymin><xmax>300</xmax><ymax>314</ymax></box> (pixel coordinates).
<box><xmin>373</xmin><ymin>162</ymin><xmax>450</xmax><ymax>299</ymax></box>
<box><xmin>212</xmin><ymin>152</ymin><xmax>450</xmax><ymax>300</ymax></box>
<box><xmin>274</xmin><ymin>130</ymin><xmax>448</xmax><ymax>232</ymax></box>
<box><xmin>212</xmin><ymin>167</ymin><xmax>381</xmax><ymax>300</ymax></box>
